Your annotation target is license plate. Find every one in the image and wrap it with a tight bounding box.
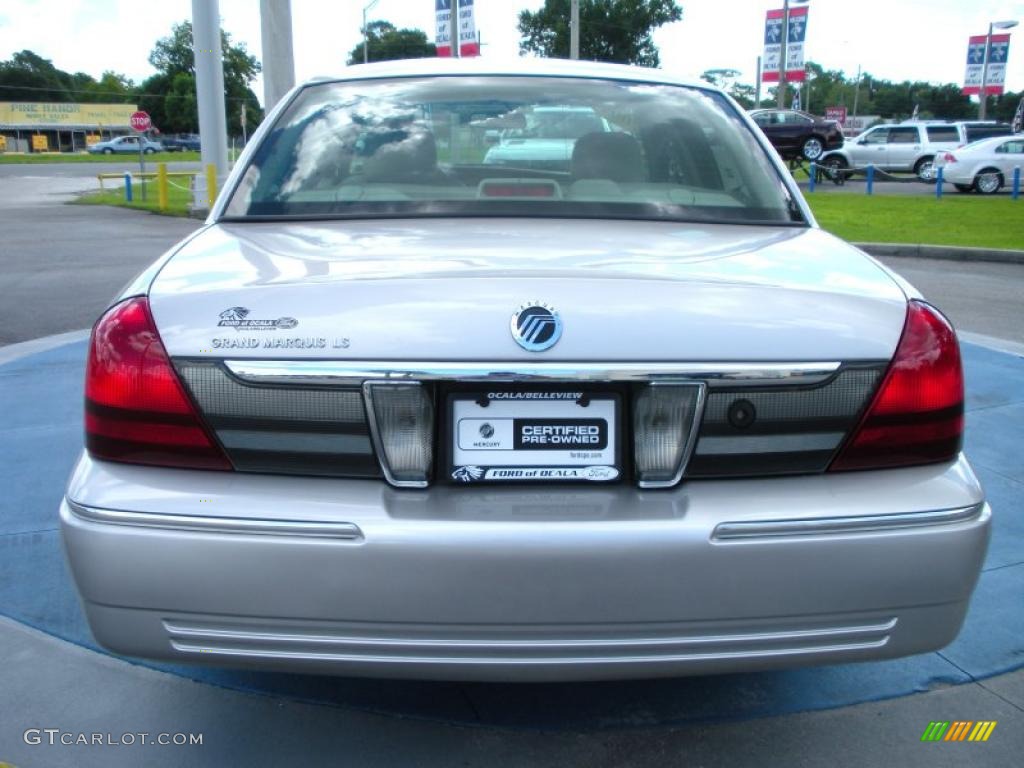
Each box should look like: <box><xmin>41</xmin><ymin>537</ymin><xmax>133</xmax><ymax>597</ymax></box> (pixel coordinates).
<box><xmin>448</xmin><ymin>390</ymin><xmax>620</xmax><ymax>483</ymax></box>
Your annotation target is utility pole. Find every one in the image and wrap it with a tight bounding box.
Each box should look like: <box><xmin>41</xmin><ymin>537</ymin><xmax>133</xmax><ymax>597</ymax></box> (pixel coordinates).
<box><xmin>570</xmin><ymin>0</ymin><xmax>580</xmax><ymax>59</ymax></box>
<box><xmin>450</xmin><ymin>0</ymin><xmax>460</xmax><ymax>57</ymax></box>
<box><xmin>755</xmin><ymin>55</ymin><xmax>762</xmax><ymax>107</ymax></box>
<box><xmin>362</xmin><ymin>0</ymin><xmax>381</xmax><ymax>64</ymax></box>
<box><xmin>979</xmin><ymin>22</ymin><xmax>994</xmax><ymax>120</ymax></box>
<box><xmin>192</xmin><ymin>0</ymin><xmax>229</xmax><ymax>204</ymax></box>
<box><xmin>852</xmin><ymin>64</ymin><xmax>861</xmax><ymax>121</ymax></box>
<box><xmin>776</xmin><ymin>0</ymin><xmax>790</xmax><ymax>108</ymax></box>
<box><xmin>260</xmin><ymin>0</ymin><xmax>295</xmax><ymax>111</ymax></box>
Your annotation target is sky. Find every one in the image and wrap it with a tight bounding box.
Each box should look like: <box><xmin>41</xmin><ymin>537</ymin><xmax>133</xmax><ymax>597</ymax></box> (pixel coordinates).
<box><xmin>1</xmin><ymin>0</ymin><xmax>1023</xmax><ymax>106</ymax></box>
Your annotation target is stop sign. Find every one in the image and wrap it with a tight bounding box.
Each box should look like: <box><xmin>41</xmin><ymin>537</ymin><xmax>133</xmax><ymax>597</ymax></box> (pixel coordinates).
<box><xmin>130</xmin><ymin>111</ymin><xmax>152</xmax><ymax>132</ymax></box>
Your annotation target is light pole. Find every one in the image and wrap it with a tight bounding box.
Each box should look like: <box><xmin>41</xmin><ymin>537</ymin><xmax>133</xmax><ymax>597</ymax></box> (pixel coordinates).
<box><xmin>979</xmin><ymin>19</ymin><xmax>1018</xmax><ymax>120</ymax></box>
<box><xmin>450</xmin><ymin>0</ymin><xmax>460</xmax><ymax>58</ymax></box>
<box><xmin>570</xmin><ymin>0</ymin><xmax>580</xmax><ymax>60</ymax></box>
<box><xmin>776</xmin><ymin>0</ymin><xmax>810</xmax><ymax>108</ymax></box>
<box><xmin>363</xmin><ymin>0</ymin><xmax>382</xmax><ymax>64</ymax></box>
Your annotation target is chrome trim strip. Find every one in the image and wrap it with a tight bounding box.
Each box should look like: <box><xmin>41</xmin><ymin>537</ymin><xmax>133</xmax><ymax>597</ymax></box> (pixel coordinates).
<box><xmin>224</xmin><ymin>360</ymin><xmax>842</xmax><ymax>388</ymax></box>
<box><xmin>636</xmin><ymin>382</ymin><xmax>707</xmax><ymax>490</ymax></box>
<box><xmin>167</xmin><ymin>639</ymin><xmax>891</xmax><ymax>664</ymax></box>
<box><xmin>712</xmin><ymin>504</ymin><xmax>984</xmax><ymax>541</ymax></box>
<box><xmin>66</xmin><ymin>500</ymin><xmax>364</xmax><ymax>540</ymax></box>
<box><xmin>163</xmin><ymin>617</ymin><xmax>897</xmax><ymax>649</ymax></box>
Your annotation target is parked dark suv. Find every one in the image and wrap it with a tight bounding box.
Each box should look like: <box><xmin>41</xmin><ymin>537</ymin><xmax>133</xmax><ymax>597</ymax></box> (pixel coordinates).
<box><xmin>749</xmin><ymin>109</ymin><xmax>844</xmax><ymax>161</ymax></box>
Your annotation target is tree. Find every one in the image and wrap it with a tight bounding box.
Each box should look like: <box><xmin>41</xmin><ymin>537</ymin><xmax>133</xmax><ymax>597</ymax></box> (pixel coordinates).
<box><xmin>700</xmin><ymin>68</ymin><xmax>757</xmax><ymax>106</ymax></box>
<box><xmin>700</xmin><ymin>68</ymin><xmax>741</xmax><ymax>90</ymax></box>
<box><xmin>0</xmin><ymin>50</ymin><xmax>74</xmax><ymax>101</ymax></box>
<box><xmin>80</xmin><ymin>71</ymin><xmax>136</xmax><ymax>103</ymax></box>
<box><xmin>992</xmin><ymin>90</ymin><xmax>1023</xmax><ymax>123</ymax></box>
<box><xmin>518</xmin><ymin>0</ymin><xmax>683</xmax><ymax>67</ymax></box>
<box><xmin>137</xmin><ymin>73</ymin><xmax>172</xmax><ymax>133</ymax></box>
<box><xmin>147</xmin><ymin>21</ymin><xmax>262</xmax><ymax>136</ymax></box>
<box><xmin>163</xmin><ymin>72</ymin><xmax>199</xmax><ymax>134</ymax></box>
<box><xmin>729</xmin><ymin>83</ymin><xmax>757</xmax><ymax>109</ymax></box>
<box><xmin>347</xmin><ymin>20</ymin><xmax>437</xmax><ymax>65</ymax></box>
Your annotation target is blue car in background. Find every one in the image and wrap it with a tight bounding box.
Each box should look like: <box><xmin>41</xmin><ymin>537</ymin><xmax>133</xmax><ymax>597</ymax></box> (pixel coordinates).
<box><xmin>87</xmin><ymin>135</ymin><xmax>164</xmax><ymax>155</ymax></box>
<box><xmin>162</xmin><ymin>134</ymin><xmax>202</xmax><ymax>152</ymax></box>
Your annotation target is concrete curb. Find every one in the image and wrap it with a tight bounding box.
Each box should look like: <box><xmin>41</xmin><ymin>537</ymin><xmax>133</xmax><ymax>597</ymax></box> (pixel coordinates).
<box><xmin>856</xmin><ymin>242</ymin><xmax>1024</xmax><ymax>265</ymax></box>
<box><xmin>0</xmin><ymin>329</ymin><xmax>89</xmax><ymax>365</ymax></box>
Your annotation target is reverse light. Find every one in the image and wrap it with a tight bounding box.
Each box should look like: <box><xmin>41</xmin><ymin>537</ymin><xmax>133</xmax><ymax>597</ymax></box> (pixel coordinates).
<box><xmin>85</xmin><ymin>297</ymin><xmax>232</xmax><ymax>471</ymax></box>
<box><xmin>363</xmin><ymin>382</ymin><xmax>434</xmax><ymax>487</ymax></box>
<box><xmin>633</xmin><ymin>384</ymin><xmax>705</xmax><ymax>487</ymax></box>
<box><xmin>830</xmin><ymin>301</ymin><xmax>963</xmax><ymax>472</ymax></box>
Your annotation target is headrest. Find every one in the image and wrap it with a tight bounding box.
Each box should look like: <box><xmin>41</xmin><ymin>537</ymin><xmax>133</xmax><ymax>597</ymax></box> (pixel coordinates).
<box><xmin>363</xmin><ymin>129</ymin><xmax>438</xmax><ymax>181</ymax></box>
<box><xmin>571</xmin><ymin>132</ymin><xmax>645</xmax><ymax>183</ymax></box>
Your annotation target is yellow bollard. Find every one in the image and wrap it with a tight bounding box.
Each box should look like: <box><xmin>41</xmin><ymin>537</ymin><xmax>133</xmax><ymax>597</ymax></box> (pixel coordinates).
<box><xmin>157</xmin><ymin>163</ymin><xmax>169</xmax><ymax>211</ymax></box>
<box><xmin>205</xmin><ymin>163</ymin><xmax>217</xmax><ymax>207</ymax></box>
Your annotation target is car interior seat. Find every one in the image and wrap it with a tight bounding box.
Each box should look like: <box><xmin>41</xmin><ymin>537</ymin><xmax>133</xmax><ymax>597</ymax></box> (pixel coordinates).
<box><xmin>568</xmin><ymin>131</ymin><xmax>645</xmax><ymax>199</ymax></box>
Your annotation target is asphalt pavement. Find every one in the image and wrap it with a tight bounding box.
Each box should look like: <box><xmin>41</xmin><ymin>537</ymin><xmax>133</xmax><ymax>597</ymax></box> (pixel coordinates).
<box><xmin>0</xmin><ymin>168</ymin><xmax>196</xmax><ymax>345</ymax></box>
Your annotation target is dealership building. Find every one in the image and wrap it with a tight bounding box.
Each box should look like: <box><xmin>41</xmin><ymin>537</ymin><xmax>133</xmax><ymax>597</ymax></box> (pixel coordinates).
<box><xmin>0</xmin><ymin>102</ymin><xmax>138</xmax><ymax>153</ymax></box>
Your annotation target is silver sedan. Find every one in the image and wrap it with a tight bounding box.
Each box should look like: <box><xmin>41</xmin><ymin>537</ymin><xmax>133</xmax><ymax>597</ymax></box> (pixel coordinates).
<box><xmin>61</xmin><ymin>58</ymin><xmax>989</xmax><ymax>682</ymax></box>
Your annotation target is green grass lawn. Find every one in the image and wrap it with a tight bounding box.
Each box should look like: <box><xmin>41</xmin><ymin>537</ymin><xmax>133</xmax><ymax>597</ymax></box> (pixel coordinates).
<box><xmin>807</xmin><ymin>195</ymin><xmax>1024</xmax><ymax>250</ymax></box>
<box><xmin>0</xmin><ymin>151</ymin><xmax>201</xmax><ymax>164</ymax></box>
<box><xmin>70</xmin><ymin>173</ymin><xmax>1024</xmax><ymax>249</ymax></box>
<box><xmin>73</xmin><ymin>179</ymin><xmax>195</xmax><ymax>217</ymax></box>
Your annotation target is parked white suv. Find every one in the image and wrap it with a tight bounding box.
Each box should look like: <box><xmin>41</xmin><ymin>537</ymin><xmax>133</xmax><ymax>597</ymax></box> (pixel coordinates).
<box><xmin>820</xmin><ymin>121</ymin><xmax>1013</xmax><ymax>181</ymax></box>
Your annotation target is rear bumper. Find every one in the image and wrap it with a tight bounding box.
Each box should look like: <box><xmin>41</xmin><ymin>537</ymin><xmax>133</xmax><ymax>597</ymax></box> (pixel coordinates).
<box><xmin>61</xmin><ymin>453</ymin><xmax>990</xmax><ymax>682</ymax></box>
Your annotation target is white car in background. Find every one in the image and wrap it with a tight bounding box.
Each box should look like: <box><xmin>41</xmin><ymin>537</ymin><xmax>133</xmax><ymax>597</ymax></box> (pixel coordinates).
<box><xmin>61</xmin><ymin>58</ymin><xmax>990</xmax><ymax>682</ymax></box>
<box><xmin>938</xmin><ymin>135</ymin><xmax>1024</xmax><ymax>194</ymax></box>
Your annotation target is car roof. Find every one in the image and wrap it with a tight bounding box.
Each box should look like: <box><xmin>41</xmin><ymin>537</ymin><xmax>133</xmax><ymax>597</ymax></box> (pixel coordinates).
<box><xmin>748</xmin><ymin>108</ymin><xmax>815</xmax><ymax>116</ymax></box>
<box><xmin>305</xmin><ymin>57</ymin><xmax>713</xmax><ymax>91</ymax></box>
<box><xmin>961</xmin><ymin>134</ymin><xmax>1020</xmax><ymax>151</ymax></box>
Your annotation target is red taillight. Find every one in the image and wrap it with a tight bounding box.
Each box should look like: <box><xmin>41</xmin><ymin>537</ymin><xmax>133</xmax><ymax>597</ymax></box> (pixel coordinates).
<box><xmin>943</xmin><ymin>152</ymin><xmax>958</xmax><ymax>164</ymax></box>
<box><xmin>85</xmin><ymin>297</ymin><xmax>232</xmax><ymax>471</ymax></box>
<box><xmin>830</xmin><ymin>300</ymin><xmax>963</xmax><ymax>472</ymax></box>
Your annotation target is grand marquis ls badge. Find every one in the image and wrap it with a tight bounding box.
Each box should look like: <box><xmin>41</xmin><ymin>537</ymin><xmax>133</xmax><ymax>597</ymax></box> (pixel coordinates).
<box><xmin>510</xmin><ymin>302</ymin><xmax>562</xmax><ymax>352</ymax></box>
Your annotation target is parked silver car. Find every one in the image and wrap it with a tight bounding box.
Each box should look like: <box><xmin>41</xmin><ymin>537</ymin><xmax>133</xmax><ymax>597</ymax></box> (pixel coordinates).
<box><xmin>820</xmin><ymin>120</ymin><xmax>1012</xmax><ymax>181</ymax></box>
<box><xmin>61</xmin><ymin>59</ymin><xmax>989</xmax><ymax>682</ymax></box>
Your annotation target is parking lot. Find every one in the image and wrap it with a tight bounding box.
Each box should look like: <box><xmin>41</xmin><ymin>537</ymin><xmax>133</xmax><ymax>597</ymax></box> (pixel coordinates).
<box><xmin>2</xmin><ymin>167</ymin><xmax>1024</xmax><ymax>767</ymax></box>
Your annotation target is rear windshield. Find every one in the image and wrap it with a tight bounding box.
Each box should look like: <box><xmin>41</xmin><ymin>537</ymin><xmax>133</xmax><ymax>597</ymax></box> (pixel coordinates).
<box><xmin>223</xmin><ymin>76</ymin><xmax>800</xmax><ymax>225</ymax></box>
<box><xmin>965</xmin><ymin>125</ymin><xmax>1012</xmax><ymax>142</ymax></box>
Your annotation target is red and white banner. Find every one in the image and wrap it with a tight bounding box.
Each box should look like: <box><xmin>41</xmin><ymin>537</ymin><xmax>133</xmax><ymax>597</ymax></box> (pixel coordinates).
<box><xmin>962</xmin><ymin>33</ymin><xmax>1011</xmax><ymax>95</ymax></box>
<box><xmin>436</xmin><ymin>0</ymin><xmax>479</xmax><ymax>58</ymax></box>
<box><xmin>825</xmin><ymin>106</ymin><xmax>847</xmax><ymax>125</ymax></box>
<box><xmin>762</xmin><ymin>6</ymin><xmax>809</xmax><ymax>83</ymax></box>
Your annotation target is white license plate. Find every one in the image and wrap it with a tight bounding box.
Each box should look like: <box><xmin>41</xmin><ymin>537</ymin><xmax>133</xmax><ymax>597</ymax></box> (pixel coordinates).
<box><xmin>449</xmin><ymin>391</ymin><xmax>620</xmax><ymax>483</ymax></box>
